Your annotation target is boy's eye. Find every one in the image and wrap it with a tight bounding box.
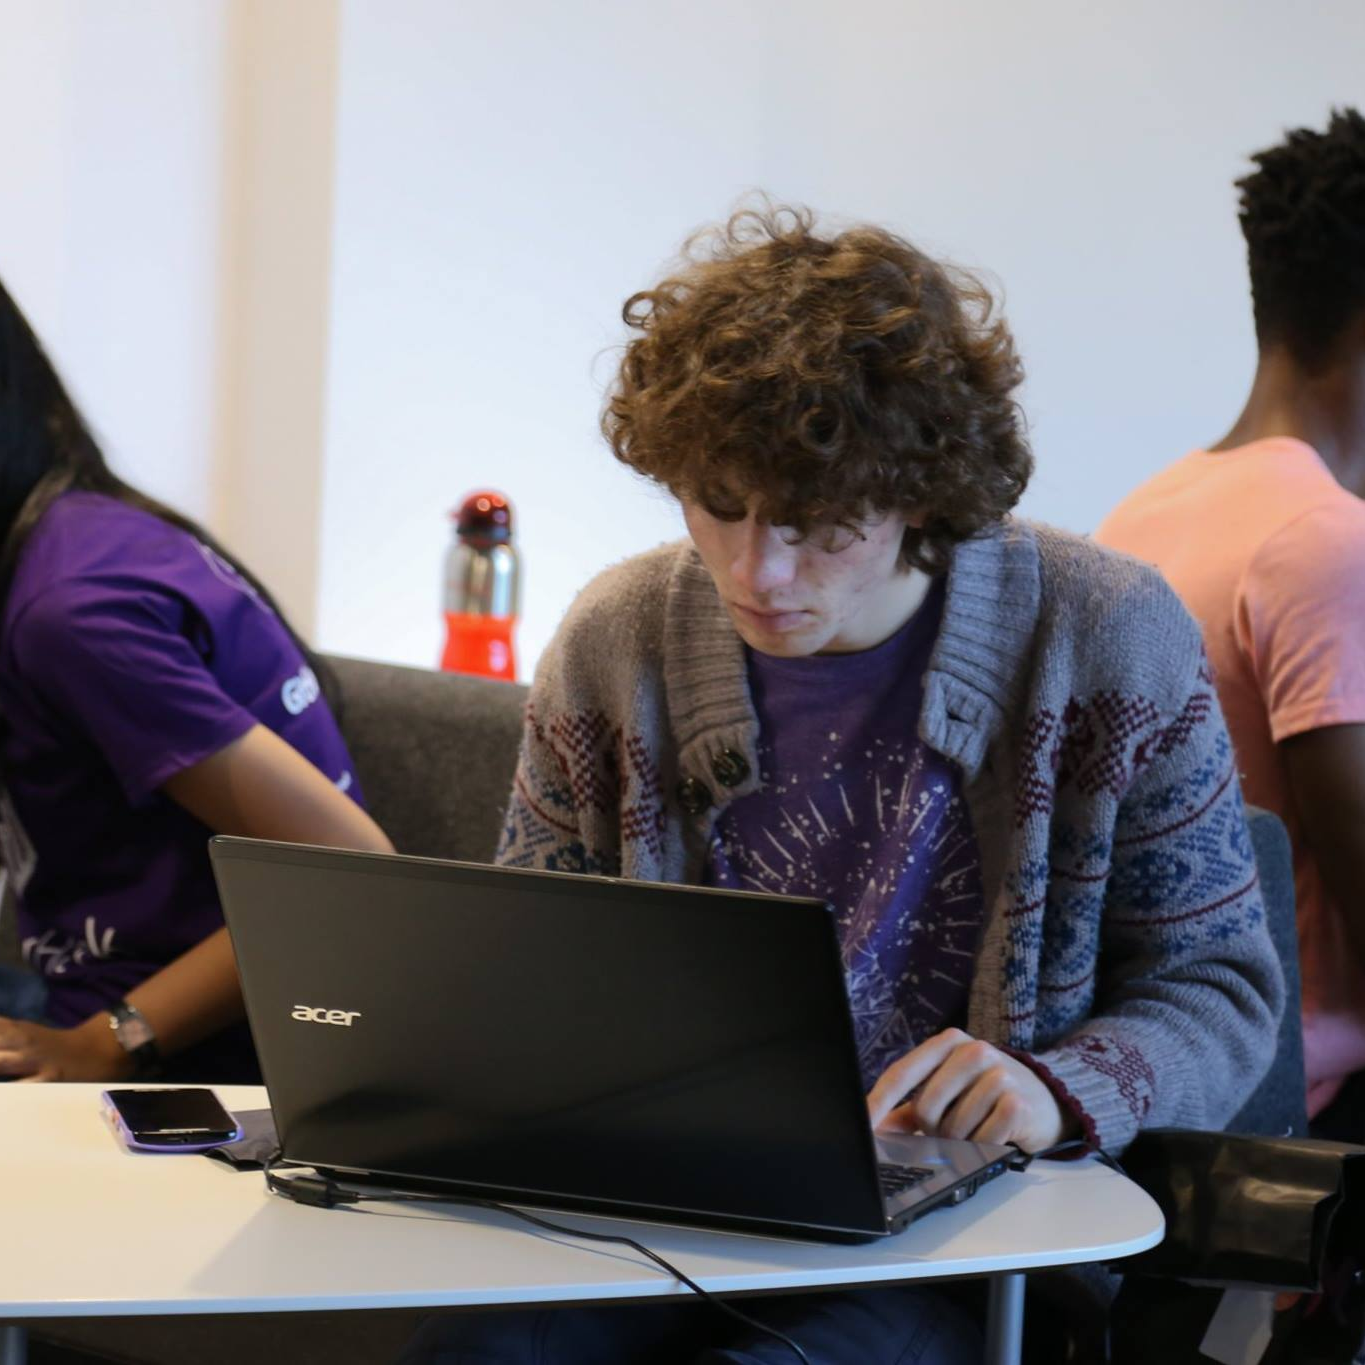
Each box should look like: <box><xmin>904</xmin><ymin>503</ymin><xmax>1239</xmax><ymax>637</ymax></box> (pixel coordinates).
<box><xmin>814</xmin><ymin>525</ymin><xmax>864</xmax><ymax>553</ymax></box>
<box><xmin>697</xmin><ymin>486</ymin><xmax>749</xmax><ymax>522</ymax></box>
<box><xmin>778</xmin><ymin>524</ymin><xmax>864</xmax><ymax>552</ymax></box>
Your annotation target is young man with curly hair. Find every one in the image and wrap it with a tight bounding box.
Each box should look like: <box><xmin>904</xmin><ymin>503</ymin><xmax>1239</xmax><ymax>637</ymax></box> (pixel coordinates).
<box><xmin>1098</xmin><ymin>109</ymin><xmax>1365</xmax><ymax>1141</ymax></box>
<box><xmin>404</xmin><ymin>209</ymin><xmax>1282</xmax><ymax>1364</ymax></box>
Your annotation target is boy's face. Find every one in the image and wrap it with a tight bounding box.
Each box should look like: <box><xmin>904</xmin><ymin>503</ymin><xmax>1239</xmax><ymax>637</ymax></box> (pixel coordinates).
<box><xmin>682</xmin><ymin>498</ymin><xmax>929</xmax><ymax>657</ymax></box>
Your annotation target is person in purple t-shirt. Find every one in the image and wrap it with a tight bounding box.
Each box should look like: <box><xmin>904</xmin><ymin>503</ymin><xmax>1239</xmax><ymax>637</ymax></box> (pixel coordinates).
<box><xmin>0</xmin><ymin>275</ymin><xmax>393</xmax><ymax>1083</ymax></box>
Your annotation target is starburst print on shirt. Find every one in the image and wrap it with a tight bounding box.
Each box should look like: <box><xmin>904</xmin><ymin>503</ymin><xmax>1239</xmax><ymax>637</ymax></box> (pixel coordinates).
<box><xmin>708</xmin><ymin>730</ymin><xmax>983</xmax><ymax>1088</ymax></box>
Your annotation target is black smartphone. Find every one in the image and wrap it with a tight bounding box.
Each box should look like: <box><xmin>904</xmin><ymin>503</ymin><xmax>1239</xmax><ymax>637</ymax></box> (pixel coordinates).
<box><xmin>101</xmin><ymin>1087</ymin><xmax>242</xmax><ymax>1152</ymax></box>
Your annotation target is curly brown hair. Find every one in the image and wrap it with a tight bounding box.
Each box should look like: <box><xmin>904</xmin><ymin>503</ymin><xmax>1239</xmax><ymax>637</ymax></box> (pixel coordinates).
<box><xmin>602</xmin><ymin>205</ymin><xmax>1032</xmax><ymax>573</ymax></box>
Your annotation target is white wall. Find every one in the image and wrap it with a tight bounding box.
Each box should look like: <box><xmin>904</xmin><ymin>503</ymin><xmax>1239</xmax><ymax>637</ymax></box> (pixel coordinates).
<box><xmin>317</xmin><ymin>0</ymin><xmax>1365</xmax><ymax>677</ymax></box>
<box><xmin>0</xmin><ymin>0</ymin><xmax>230</xmax><ymax>521</ymax></box>
<box><xmin>0</xmin><ymin>0</ymin><xmax>337</xmax><ymax>638</ymax></box>
<box><xmin>212</xmin><ymin>0</ymin><xmax>342</xmax><ymax>637</ymax></box>
<box><xmin>4</xmin><ymin>3</ymin><xmax>1362</xmax><ymax>679</ymax></box>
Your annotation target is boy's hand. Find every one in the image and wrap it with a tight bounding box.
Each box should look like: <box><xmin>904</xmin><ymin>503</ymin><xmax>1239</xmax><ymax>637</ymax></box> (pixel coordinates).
<box><xmin>867</xmin><ymin>1028</ymin><xmax>1075</xmax><ymax>1153</ymax></box>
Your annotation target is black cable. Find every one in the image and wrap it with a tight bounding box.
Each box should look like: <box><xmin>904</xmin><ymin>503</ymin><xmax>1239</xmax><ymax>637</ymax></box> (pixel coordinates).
<box><xmin>1005</xmin><ymin>1136</ymin><xmax>1126</xmax><ymax>1174</ymax></box>
<box><xmin>262</xmin><ymin>1155</ymin><xmax>814</xmax><ymax>1365</ymax></box>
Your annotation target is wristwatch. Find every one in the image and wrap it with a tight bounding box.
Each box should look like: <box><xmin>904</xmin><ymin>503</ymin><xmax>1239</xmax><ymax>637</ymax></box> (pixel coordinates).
<box><xmin>108</xmin><ymin>1001</ymin><xmax>163</xmax><ymax>1079</ymax></box>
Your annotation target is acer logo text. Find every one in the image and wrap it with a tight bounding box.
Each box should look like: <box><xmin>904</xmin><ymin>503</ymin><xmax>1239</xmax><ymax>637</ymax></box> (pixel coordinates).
<box><xmin>291</xmin><ymin>1005</ymin><xmax>362</xmax><ymax>1026</ymax></box>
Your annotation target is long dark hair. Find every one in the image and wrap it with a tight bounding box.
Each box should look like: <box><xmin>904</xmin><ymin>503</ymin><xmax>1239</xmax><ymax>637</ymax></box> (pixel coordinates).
<box><xmin>0</xmin><ymin>275</ymin><xmax>340</xmax><ymax>715</ymax></box>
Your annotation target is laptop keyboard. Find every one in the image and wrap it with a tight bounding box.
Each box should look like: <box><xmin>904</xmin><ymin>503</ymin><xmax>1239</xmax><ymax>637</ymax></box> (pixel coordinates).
<box><xmin>877</xmin><ymin>1162</ymin><xmax>935</xmax><ymax>1198</ymax></box>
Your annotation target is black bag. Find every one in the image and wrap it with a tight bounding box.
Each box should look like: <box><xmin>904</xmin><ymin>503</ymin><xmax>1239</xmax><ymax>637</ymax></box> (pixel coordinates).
<box><xmin>1111</xmin><ymin>1130</ymin><xmax>1365</xmax><ymax>1364</ymax></box>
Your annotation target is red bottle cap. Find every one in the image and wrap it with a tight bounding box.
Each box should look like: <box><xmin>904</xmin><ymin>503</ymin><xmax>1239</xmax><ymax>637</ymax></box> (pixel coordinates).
<box><xmin>453</xmin><ymin>491</ymin><xmax>513</xmax><ymax>544</ymax></box>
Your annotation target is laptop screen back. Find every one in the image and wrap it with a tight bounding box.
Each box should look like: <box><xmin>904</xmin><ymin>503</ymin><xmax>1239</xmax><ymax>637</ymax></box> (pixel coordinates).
<box><xmin>211</xmin><ymin>839</ymin><xmax>889</xmax><ymax>1236</ymax></box>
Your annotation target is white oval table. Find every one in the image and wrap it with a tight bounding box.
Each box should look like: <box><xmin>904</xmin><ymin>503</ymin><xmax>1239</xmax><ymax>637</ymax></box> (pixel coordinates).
<box><xmin>0</xmin><ymin>1084</ymin><xmax>1163</xmax><ymax>1365</ymax></box>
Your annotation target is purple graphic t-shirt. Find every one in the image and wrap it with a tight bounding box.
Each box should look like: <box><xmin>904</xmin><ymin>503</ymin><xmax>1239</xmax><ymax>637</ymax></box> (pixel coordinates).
<box><xmin>705</xmin><ymin>580</ymin><xmax>985</xmax><ymax>1090</ymax></box>
<box><xmin>0</xmin><ymin>493</ymin><xmax>365</xmax><ymax>1080</ymax></box>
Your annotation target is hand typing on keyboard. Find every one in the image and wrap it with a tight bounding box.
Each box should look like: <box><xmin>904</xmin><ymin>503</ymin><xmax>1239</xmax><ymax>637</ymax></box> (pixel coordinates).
<box><xmin>865</xmin><ymin>1028</ymin><xmax>1079</xmax><ymax>1153</ymax></box>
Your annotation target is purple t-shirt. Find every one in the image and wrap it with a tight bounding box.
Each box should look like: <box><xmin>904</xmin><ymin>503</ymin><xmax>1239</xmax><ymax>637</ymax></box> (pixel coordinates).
<box><xmin>0</xmin><ymin>493</ymin><xmax>364</xmax><ymax>1079</ymax></box>
<box><xmin>705</xmin><ymin>580</ymin><xmax>985</xmax><ymax>1090</ymax></box>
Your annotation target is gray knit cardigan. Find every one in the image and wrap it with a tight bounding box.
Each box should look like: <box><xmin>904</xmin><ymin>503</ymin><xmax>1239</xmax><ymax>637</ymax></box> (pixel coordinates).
<box><xmin>498</xmin><ymin>518</ymin><xmax>1284</xmax><ymax>1152</ymax></box>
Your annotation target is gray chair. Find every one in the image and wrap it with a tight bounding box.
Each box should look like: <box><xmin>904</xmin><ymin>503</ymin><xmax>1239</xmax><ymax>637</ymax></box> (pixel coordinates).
<box><xmin>1227</xmin><ymin>807</ymin><xmax>1308</xmax><ymax>1138</ymax></box>
<box><xmin>327</xmin><ymin>654</ymin><xmax>528</xmax><ymax>864</ymax></box>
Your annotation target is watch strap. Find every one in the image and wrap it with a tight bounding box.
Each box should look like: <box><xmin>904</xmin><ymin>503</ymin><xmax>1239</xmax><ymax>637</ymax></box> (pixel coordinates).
<box><xmin>109</xmin><ymin>1001</ymin><xmax>163</xmax><ymax>1079</ymax></box>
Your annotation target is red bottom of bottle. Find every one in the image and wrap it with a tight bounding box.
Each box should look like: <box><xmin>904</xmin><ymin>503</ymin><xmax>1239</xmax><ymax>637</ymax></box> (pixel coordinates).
<box><xmin>441</xmin><ymin>613</ymin><xmax>518</xmax><ymax>681</ymax></box>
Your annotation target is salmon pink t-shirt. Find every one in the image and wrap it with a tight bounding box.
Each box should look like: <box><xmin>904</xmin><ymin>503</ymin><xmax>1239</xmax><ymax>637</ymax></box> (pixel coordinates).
<box><xmin>1096</xmin><ymin>438</ymin><xmax>1365</xmax><ymax>1116</ymax></box>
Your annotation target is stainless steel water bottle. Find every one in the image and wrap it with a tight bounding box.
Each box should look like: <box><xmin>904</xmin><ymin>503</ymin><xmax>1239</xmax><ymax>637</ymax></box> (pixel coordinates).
<box><xmin>441</xmin><ymin>491</ymin><xmax>520</xmax><ymax>681</ymax></box>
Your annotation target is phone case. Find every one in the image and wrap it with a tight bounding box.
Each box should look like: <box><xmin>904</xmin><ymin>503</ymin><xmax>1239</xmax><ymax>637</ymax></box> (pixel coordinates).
<box><xmin>100</xmin><ymin>1090</ymin><xmax>244</xmax><ymax>1153</ymax></box>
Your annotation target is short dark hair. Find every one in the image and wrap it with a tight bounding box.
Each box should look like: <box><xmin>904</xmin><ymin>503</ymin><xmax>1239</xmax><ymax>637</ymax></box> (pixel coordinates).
<box><xmin>1238</xmin><ymin>107</ymin><xmax>1365</xmax><ymax>370</ymax></box>
<box><xmin>602</xmin><ymin>205</ymin><xmax>1032</xmax><ymax>574</ymax></box>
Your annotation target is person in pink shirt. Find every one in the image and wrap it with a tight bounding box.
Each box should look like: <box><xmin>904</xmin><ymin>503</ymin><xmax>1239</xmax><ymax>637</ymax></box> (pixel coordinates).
<box><xmin>1097</xmin><ymin>108</ymin><xmax>1365</xmax><ymax>1134</ymax></box>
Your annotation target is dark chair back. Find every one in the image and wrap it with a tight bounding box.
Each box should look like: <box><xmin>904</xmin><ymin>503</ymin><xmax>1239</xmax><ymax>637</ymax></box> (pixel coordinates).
<box><xmin>326</xmin><ymin>654</ymin><xmax>528</xmax><ymax>864</ymax></box>
<box><xmin>1226</xmin><ymin>805</ymin><xmax>1307</xmax><ymax>1137</ymax></box>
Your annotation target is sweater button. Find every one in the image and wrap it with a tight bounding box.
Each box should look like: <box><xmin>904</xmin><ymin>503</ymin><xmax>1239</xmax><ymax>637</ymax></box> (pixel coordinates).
<box><xmin>676</xmin><ymin>777</ymin><xmax>713</xmax><ymax>816</ymax></box>
<box><xmin>711</xmin><ymin>749</ymin><xmax>750</xmax><ymax>789</ymax></box>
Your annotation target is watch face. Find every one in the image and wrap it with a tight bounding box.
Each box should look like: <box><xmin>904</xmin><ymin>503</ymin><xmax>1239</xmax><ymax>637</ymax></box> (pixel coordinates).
<box><xmin>112</xmin><ymin>1011</ymin><xmax>156</xmax><ymax>1052</ymax></box>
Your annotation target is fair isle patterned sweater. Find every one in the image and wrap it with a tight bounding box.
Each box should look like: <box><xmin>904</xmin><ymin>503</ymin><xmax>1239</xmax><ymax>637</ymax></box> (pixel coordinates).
<box><xmin>498</xmin><ymin>519</ymin><xmax>1284</xmax><ymax>1152</ymax></box>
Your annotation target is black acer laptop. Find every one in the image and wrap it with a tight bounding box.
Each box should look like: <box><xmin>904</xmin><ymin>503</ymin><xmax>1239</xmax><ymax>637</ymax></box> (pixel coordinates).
<box><xmin>209</xmin><ymin>837</ymin><xmax>1012</xmax><ymax>1244</ymax></box>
